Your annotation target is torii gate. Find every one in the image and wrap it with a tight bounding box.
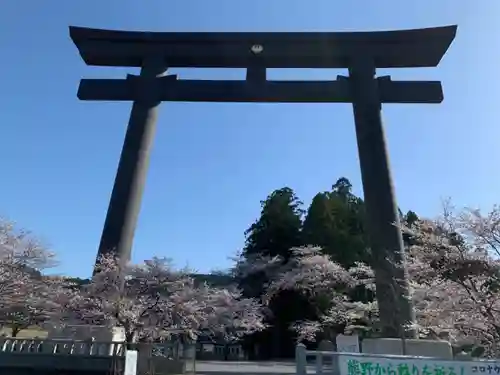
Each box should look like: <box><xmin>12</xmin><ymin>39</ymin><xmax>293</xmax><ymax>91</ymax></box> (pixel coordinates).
<box><xmin>70</xmin><ymin>25</ymin><xmax>457</xmax><ymax>337</ymax></box>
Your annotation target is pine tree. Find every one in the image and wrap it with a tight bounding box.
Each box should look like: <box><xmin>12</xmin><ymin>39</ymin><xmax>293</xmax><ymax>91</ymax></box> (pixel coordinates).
<box><xmin>303</xmin><ymin>177</ymin><xmax>369</xmax><ymax>267</ymax></box>
<box><xmin>240</xmin><ymin>187</ymin><xmax>306</xmax><ymax>359</ymax></box>
<box><xmin>243</xmin><ymin>187</ymin><xmax>303</xmax><ymax>259</ymax></box>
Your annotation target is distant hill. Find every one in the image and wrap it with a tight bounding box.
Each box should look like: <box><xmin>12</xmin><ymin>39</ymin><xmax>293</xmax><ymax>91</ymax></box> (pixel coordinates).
<box><xmin>54</xmin><ymin>273</ymin><xmax>235</xmax><ymax>289</ymax></box>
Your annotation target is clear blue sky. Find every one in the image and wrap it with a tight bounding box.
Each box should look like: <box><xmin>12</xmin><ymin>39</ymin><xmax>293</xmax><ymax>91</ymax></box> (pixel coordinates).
<box><xmin>1</xmin><ymin>1</ymin><xmax>498</xmax><ymax>278</ymax></box>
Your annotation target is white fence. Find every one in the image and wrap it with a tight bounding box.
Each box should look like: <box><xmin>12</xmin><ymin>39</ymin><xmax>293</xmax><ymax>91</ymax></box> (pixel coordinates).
<box><xmin>295</xmin><ymin>343</ymin><xmax>500</xmax><ymax>375</ymax></box>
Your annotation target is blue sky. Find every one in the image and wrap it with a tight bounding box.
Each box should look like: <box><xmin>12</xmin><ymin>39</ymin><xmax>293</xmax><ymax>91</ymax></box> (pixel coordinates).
<box><xmin>1</xmin><ymin>1</ymin><xmax>499</xmax><ymax>277</ymax></box>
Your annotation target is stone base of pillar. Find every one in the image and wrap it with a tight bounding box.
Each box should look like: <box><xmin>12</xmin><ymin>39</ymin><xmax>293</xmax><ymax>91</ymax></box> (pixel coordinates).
<box><xmin>361</xmin><ymin>338</ymin><xmax>453</xmax><ymax>359</ymax></box>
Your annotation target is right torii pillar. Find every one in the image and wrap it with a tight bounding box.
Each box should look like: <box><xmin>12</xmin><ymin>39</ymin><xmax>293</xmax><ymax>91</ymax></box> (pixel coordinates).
<box><xmin>348</xmin><ymin>58</ymin><xmax>416</xmax><ymax>338</ymax></box>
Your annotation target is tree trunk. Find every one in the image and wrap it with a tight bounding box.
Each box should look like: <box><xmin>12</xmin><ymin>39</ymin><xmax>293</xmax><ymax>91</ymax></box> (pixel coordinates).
<box><xmin>125</xmin><ymin>331</ymin><xmax>137</xmax><ymax>350</ymax></box>
<box><xmin>11</xmin><ymin>327</ymin><xmax>20</xmax><ymax>337</ymax></box>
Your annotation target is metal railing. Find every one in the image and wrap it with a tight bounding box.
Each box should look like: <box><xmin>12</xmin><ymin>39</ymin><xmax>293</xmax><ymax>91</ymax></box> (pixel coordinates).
<box><xmin>0</xmin><ymin>337</ymin><xmax>125</xmax><ymax>356</ymax></box>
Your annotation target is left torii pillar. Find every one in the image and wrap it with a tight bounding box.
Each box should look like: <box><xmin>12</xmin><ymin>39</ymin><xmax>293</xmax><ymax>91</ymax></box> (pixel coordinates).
<box><xmin>94</xmin><ymin>58</ymin><xmax>165</xmax><ymax>270</ymax></box>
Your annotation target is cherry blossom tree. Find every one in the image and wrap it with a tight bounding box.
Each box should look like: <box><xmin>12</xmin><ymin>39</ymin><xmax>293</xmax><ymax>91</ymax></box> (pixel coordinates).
<box><xmin>239</xmin><ymin>246</ymin><xmax>378</xmax><ymax>342</ymax></box>
<box><xmin>248</xmin><ymin>204</ymin><xmax>500</xmax><ymax>357</ymax></box>
<box><xmin>198</xmin><ymin>284</ymin><xmax>266</xmax><ymax>340</ymax></box>
<box><xmin>404</xmin><ymin>205</ymin><xmax>500</xmax><ymax>356</ymax></box>
<box><xmin>0</xmin><ymin>219</ymin><xmax>60</xmax><ymax>336</ymax></box>
<box><xmin>64</xmin><ymin>254</ymin><xmax>265</xmax><ymax>344</ymax></box>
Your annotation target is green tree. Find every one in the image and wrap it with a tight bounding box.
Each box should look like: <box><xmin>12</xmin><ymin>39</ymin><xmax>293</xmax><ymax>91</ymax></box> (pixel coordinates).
<box><xmin>240</xmin><ymin>187</ymin><xmax>304</xmax><ymax>299</ymax></box>
<box><xmin>243</xmin><ymin>187</ymin><xmax>304</xmax><ymax>260</ymax></box>
<box><xmin>302</xmin><ymin>192</ymin><xmax>332</xmax><ymax>250</ymax></box>
<box><xmin>302</xmin><ymin>177</ymin><xmax>369</xmax><ymax>267</ymax></box>
<box><xmin>404</xmin><ymin>210</ymin><xmax>419</xmax><ymax>226</ymax></box>
<box><xmin>240</xmin><ymin>187</ymin><xmax>307</xmax><ymax>359</ymax></box>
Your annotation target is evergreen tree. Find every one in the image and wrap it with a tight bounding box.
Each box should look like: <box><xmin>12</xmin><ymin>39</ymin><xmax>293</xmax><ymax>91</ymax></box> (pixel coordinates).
<box><xmin>404</xmin><ymin>210</ymin><xmax>419</xmax><ymax>227</ymax></box>
<box><xmin>240</xmin><ymin>187</ymin><xmax>307</xmax><ymax>359</ymax></box>
<box><xmin>303</xmin><ymin>177</ymin><xmax>369</xmax><ymax>267</ymax></box>
<box><xmin>243</xmin><ymin>187</ymin><xmax>303</xmax><ymax>260</ymax></box>
<box><xmin>302</xmin><ymin>192</ymin><xmax>332</xmax><ymax>249</ymax></box>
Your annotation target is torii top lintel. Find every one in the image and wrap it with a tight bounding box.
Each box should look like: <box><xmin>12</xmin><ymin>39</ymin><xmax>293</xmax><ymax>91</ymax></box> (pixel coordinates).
<box><xmin>69</xmin><ymin>25</ymin><xmax>457</xmax><ymax>69</ymax></box>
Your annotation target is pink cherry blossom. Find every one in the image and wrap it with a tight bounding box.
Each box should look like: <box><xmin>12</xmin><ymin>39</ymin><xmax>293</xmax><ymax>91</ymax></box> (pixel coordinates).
<box><xmin>238</xmin><ymin>205</ymin><xmax>500</xmax><ymax>357</ymax></box>
<box><xmin>63</xmin><ymin>254</ymin><xmax>265</xmax><ymax>343</ymax></box>
<box><xmin>0</xmin><ymin>219</ymin><xmax>61</xmax><ymax>336</ymax></box>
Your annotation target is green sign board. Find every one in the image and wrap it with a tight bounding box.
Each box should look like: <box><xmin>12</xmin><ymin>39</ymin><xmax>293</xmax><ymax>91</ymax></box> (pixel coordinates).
<box><xmin>338</xmin><ymin>354</ymin><xmax>500</xmax><ymax>375</ymax></box>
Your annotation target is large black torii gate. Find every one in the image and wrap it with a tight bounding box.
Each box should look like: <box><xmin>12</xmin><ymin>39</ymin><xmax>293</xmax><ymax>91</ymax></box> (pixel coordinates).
<box><xmin>70</xmin><ymin>25</ymin><xmax>457</xmax><ymax>338</ymax></box>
